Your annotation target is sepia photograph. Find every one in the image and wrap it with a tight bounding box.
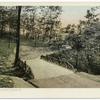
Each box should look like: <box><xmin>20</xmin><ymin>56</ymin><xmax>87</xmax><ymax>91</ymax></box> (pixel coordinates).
<box><xmin>0</xmin><ymin>3</ymin><xmax>100</xmax><ymax>88</ymax></box>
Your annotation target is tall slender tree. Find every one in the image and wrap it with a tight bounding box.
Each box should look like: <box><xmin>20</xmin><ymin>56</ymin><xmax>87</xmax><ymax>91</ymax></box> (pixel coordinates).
<box><xmin>14</xmin><ymin>6</ymin><xmax>21</xmax><ymax>67</ymax></box>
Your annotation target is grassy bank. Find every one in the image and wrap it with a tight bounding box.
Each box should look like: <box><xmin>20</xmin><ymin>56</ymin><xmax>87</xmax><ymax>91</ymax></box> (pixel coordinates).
<box><xmin>0</xmin><ymin>39</ymin><xmax>15</xmax><ymax>67</ymax></box>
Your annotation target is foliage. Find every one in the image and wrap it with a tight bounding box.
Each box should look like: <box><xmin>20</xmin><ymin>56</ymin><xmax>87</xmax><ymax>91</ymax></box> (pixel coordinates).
<box><xmin>0</xmin><ymin>39</ymin><xmax>15</xmax><ymax>66</ymax></box>
<box><xmin>42</xmin><ymin>6</ymin><xmax>100</xmax><ymax>74</ymax></box>
<box><xmin>0</xmin><ymin>76</ymin><xmax>14</xmax><ymax>88</ymax></box>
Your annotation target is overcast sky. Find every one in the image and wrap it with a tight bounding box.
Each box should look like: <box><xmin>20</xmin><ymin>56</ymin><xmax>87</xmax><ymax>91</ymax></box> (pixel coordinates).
<box><xmin>61</xmin><ymin>6</ymin><xmax>92</xmax><ymax>27</ymax></box>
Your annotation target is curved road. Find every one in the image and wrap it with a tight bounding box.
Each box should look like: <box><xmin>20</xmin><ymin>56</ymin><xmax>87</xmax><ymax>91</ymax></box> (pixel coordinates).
<box><xmin>20</xmin><ymin>46</ymin><xmax>100</xmax><ymax>88</ymax></box>
<box><xmin>26</xmin><ymin>58</ymin><xmax>73</xmax><ymax>80</ymax></box>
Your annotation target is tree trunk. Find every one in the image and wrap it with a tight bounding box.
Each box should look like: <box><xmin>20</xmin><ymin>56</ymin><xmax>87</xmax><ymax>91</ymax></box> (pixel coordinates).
<box><xmin>0</xmin><ymin>25</ymin><xmax>3</xmax><ymax>37</ymax></box>
<box><xmin>14</xmin><ymin>6</ymin><xmax>21</xmax><ymax>67</ymax></box>
<box><xmin>0</xmin><ymin>18</ymin><xmax>4</xmax><ymax>38</ymax></box>
<box><xmin>75</xmin><ymin>50</ymin><xmax>79</xmax><ymax>70</ymax></box>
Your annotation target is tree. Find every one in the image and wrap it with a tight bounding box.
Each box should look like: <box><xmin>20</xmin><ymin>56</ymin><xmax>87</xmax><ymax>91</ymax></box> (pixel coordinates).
<box><xmin>21</xmin><ymin>7</ymin><xmax>38</xmax><ymax>40</ymax></box>
<box><xmin>85</xmin><ymin>8</ymin><xmax>100</xmax><ymax>27</ymax></box>
<box><xmin>75</xmin><ymin>7</ymin><xmax>100</xmax><ymax>73</ymax></box>
<box><xmin>67</xmin><ymin>33</ymin><xmax>84</xmax><ymax>70</ymax></box>
<box><xmin>0</xmin><ymin>7</ymin><xmax>8</xmax><ymax>38</ymax></box>
<box><xmin>38</xmin><ymin>6</ymin><xmax>62</xmax><ymax>42</ymax></box>
<box><xmin>28</xmin><ymin>7</ymin><xmax>38</xmax><ymax>46</ymax></box>
<box><xmin>14</xmin><ymin>6</ymin><xmax>21</xmax><ymax>67</ymax></box>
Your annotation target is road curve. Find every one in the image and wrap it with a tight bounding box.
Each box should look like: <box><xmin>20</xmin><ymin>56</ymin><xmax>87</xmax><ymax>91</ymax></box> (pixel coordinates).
<box><xmin>26</xmin><ymin>58</ymin><xmax>73</xmax><ymax>80</ymax></box>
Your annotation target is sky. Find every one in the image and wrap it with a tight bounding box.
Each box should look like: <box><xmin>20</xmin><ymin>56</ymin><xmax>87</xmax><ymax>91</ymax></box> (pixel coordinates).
<box><xmin>61</xmin><ymin>6</ymin><xmax>92</xmax><ymax>27</ymax></box>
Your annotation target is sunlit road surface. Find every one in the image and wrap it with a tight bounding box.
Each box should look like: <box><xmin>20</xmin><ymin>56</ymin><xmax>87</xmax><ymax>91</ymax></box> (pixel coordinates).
<box><xmin>21</xmin><ymin>46</ymin><xmax>100</xmax><ymax>88</ymax></box>
<box><xmin>27</xmin><ymin>57</ymin><xmax>100</xmax><ymax>88</ymax></box>
<box><xmin>27</xmin><ymin>58</ymin><xmax>73</xmax><ymax>80</ymax></box>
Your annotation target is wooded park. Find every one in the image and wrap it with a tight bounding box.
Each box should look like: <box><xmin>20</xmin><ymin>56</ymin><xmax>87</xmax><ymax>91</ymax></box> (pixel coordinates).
<box><xmin>0</xmin><ymin>6</ymin><xmax>100</xmax><ymax>88</ymax></box>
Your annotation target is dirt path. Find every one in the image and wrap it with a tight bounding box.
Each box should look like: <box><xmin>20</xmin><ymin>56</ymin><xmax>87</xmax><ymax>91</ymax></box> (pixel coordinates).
<box><xmin>30</xmin><ymin>74</ymin><xmax>100</xmax><ymax>88</ymax></box>
<box><xmin>20</xmin><ymin>46</ymin><xmax>73</xmax><ymax>79</ymax></box>
<box><xmin>26</xmin><ymin>58</ymin><xmax>73</xmax><ymax>79</ymax></box>
<box><xmin>27</xmin><ymin>58</ymin><xmax>100</xmax><ymax>88</ymax></box>
<box><xmin>20</xmin><ymin>45</ymin><xmax>100</xmax><ymax>88</ymax></box>
<box><xmin>20</xmin><ymin>46</ymin><xmax>53</xmax><ymax>60</ymax></box>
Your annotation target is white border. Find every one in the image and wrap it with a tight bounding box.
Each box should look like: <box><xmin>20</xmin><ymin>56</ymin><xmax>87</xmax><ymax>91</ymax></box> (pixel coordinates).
<box><xmin>0</xmin><ymin>0</ymin><xmax>100</xmax><ymax>2</ymax></box>
<box><xmin>0</xmin><ymin>2</ymin><xmax>100</xmax><ymax>6</ymax></box>
<box><xmin>0</xmin><ymin>88</ymin><xmax>100</xmax><ymax>98</ymax></box>
<box><xmin>0</xmin><ymin>1</ymin><xmax>100</xmax><ymax>99</ymax></box>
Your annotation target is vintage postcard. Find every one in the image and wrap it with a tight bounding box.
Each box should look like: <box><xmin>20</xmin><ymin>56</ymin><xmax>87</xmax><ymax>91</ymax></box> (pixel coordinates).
<box><xmin>0</xmin><ymin>1</ymin><xmax>100</xmax><ymax>98</ymax></box>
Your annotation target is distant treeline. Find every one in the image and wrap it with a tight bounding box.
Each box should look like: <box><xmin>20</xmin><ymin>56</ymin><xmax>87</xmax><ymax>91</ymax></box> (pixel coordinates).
<box><xmin>0</xmin><ymin>6</ymin><xmax>62</xmax><ymax>43</ymax></box>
